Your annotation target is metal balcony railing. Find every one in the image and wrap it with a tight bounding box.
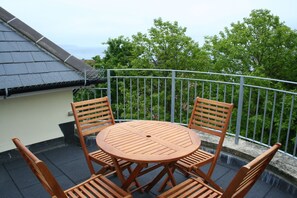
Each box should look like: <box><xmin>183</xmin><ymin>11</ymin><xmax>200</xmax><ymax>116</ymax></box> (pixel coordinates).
<box><xmin>74</xmin><ymin>69</ymin><xmax>297</xmax><ymax>158</ymax></box>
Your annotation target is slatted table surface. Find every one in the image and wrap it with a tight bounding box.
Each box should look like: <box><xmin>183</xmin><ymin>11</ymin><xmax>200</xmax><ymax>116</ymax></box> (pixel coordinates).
<box><xmin>96</xmin><ymin>120</ymin><xmax>201</xmax><ymax>163</ymax></box>
<box><xmin>96</xmin><ymin>120</ymin><xmax>201</xmax><ymax>192</ymax></box>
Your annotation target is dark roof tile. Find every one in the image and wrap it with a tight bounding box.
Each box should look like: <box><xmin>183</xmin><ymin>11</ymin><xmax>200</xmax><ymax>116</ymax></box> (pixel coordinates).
<box><xmin>0</xmin><ymin>32</ymin><xmax>5</xmax><ymax>40</ymax></box>
<box><xmin>4</xmin><ymin>63</ymin><xmax>28</xmax><ymax>75</ymax></box>
<box><xmin>3</xmin><ymin>31</ymin><xmax>26</xmax><ymax>41</ymax></box>
<box><xmin>0</xmin><ymin>41</ymin><xmax>19</xmax><ymax>52</ymax></box>
<box><xmin>0</xmin><ymin>64</ymin><xmax>5</xmax><ymax>75</ymax></box>
<box><xmin>26</xmin><ymin>62</ymin><xmax>47</xmax><ymax>73</ymax></box>
<box><xmin>45</xmin><ymin>62</ymin><xmax>71</xmax><ymax>72</ymax></box>
<box><xmin>17</xmin><ymin>41</ymin><xmax>39</xmax><ymax>51</ymax></box>
<box><xmin>11</xmin><ymin>52</ymin><xmax>34</xmax><ymax>62</ymax></box>
<box><xmin>60</xmin><ymin>71</ymin><xmax>82</xmax><ymax>81</ymax></box>
<box><xmin>0</xmin><ymin>52</ymin><xmax>13</xmax><ymax>63</ymax></box>
<box><xmin>0</xmin><ymin>75</ymin><xmax>22</xmax><ymax>89</ymax></box>
<box><xmin>31</xmin><ymin>51</ymin><xmax>54</xmax><ymax>61</ymax></box>
<box><xmin>19</xmin><ymin>74</ymin><xmax>43</xmax><ymax>86</ymax></box>
<box><xmin>41</xmin><ymin>72</ymin><xmax>62</xmax><ymax>84</ymax></box>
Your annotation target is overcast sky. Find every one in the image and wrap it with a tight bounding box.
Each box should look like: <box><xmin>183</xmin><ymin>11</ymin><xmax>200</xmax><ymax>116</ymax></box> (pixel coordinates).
<box><xmin>1</xmin><ymin>0</ymin><xmax>297</xmax><ymax>59</ymax></box>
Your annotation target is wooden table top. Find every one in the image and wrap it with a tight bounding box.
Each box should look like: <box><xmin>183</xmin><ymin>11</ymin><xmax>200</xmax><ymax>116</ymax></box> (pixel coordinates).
<box><xmin>96</xmin><ymin>120</ymin><xmax>201</xmax><ymax>163</ymax></box>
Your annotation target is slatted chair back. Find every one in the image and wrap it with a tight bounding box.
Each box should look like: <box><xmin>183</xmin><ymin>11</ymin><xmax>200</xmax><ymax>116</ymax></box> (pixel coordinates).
<box><xmin>12</xmin><ymin>138</ymin><xmax>67</xmax><ymax>198</ymax></box>
<box><xmin>222</xmin><ymin>143</ymin><xmax>281</xmax><ymax>198</ymax></box>
<box><xmin>189</xmin><ymin>97</ymin><xmax>233</xmax><ymax>137</ymax></box>
<box><xmin>71</xmin><ymin>96</ymin><xmax>115</xmax><ymax>138</ymax></box>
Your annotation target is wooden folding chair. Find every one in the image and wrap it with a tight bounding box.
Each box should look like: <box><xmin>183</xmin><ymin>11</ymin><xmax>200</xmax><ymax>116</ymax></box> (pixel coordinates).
<box><xmin>161</xmin><ymin>97</ymin><xmax>233</xmax><ymax>191</ymax></box>
<box><xmin>71</xmin><ymin>96</ymin><xmax>130</xmax><ymax>175</ymax></box>
<box><xmin>12</xmin><ymin>137</ymin><xmax>132</xmax><ymax>198</ymax></box>
<box><xmin>158</xmin><ymin>143</ymin><xmax>281</xmax><ymax>198</ymax></box>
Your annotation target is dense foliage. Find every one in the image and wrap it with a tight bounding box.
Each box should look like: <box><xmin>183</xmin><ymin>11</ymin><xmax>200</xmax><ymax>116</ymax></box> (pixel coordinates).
<box><xmin>81</xmin><ymin>9</ymin><xmax>297</xmax><ymax>155</ymax></box>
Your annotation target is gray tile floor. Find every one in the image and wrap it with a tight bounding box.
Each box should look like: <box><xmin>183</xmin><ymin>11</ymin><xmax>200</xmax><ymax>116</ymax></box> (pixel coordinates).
<box><xmin>1</xmin><ymin>142</ymin><xmax>296</xmax><ymax>198</ymax></box>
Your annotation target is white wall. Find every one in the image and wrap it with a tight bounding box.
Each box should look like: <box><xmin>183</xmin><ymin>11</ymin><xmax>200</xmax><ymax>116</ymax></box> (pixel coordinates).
<box><xmin>0</xmin><ymin>89</ymin><xmax>74</xmax><ymax>152</ymax></box>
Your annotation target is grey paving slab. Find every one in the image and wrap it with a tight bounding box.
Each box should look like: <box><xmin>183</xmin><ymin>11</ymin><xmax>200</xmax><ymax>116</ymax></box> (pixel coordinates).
<box><xmin>246</xmin><ymin>179</ymin><xmax>272</xmax><ymax>198</ymax></box>
<box><xmin>265</xmin><ymin>186</ymin><xmax>295</xmax><ymax>198</ymax></box>
<box><xmin>57</xmin><ymin>157</ymin><xmax>91</xmax><ymax>184</ymax></box>
<box><xmin>42</xmin><ymin>144</ymin><xmax>84</xmax><ymax>165</ymax></box>
<box><xmin>21</xmin><ymin>182</ymin><xmax>50</xmax><ymax>198</ymax></box>
<box><xmin>8</xmin><ymin>165</ymin><xmax>40</xmax><ymax>189</ymax></box>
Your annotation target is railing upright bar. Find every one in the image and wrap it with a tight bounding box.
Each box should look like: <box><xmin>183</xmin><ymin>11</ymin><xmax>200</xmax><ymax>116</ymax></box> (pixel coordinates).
<box><xmin>285</xmin><ymin>95</ymin><xmax>295</xmax><ymax>152</ymax></box>
<box><xmin>261</xmin><ymin>90</ymin><xmax>268</xmax><ymax>143</ymax></box>
<box><xmin>216</xmin><ymin>84</ymin><xmax>219</xmax><ymax>101</ymax></box>
<box><xmin>269</xmin><ymin>91</ymin><xmax>277</xmax><ymax>146</ymax></box>
<box><xmin>158</xmin><ymin>78</ymin><xmax>160</xmax><ymax>120</ymax></box>
<box><xmin>151</xmin><ymin>78</ymin><xmax>153</xmax><ymax>120</ymax></box>
<box><xmin>116</xmin><ymin>78</ymin><xmax>119</xmax><ymax>120</ymax></box>
<box><xmin>170</xmin><ymin>71</ymin><xmax>176</xmax><ymax>123</ymax></box>
<box><xmin>253</xmin><ymin>89</ymin><xmax>261</xmax><ymax>140</ymax></box>
<box><xmin>202</xmin><ymin>82</ymin><xmax>205</xmax><ymax>98</ymax></box>
<box><xmin>137</xmin><ymin>78</ymin><xmax>140</xmax><ymax>120</ymax></box>
<box><xmin>123</xmin><ymin>78</ymin><xmax>126</xmax><ymax>119</ymax></box>
<box><xmin>235</xmin><ymin>76</ymin><xmax>244</xmax><ymax>144</ymax></box>
<box><xmin>180</xmin><ymin>80</ymin><xmax>183</xmax><ymax>124</ymax></box>
<box><xmin>277</xmin><ymin>94</ymin><xmax>286</xmax><ymax>142</ymax></box>
<box><xmin>223</xmin><ymin>84</ymin><xmax>226</xmax><ymax>102</ymax></box>
<box><xmin>187</xmin><ymin>80</ymin><xmax>190</xmax><ymax>124</ymax></box>
<box><xmin>246</xmin><ymin>88</ymin><xmax>252</xmax><ymax>138</ymax></box>
<box><xmin>107</xmin><ymin>70</ymin><xmax>111</xmax><ymax>101</ymax></box>
<box><xmin>144</xmin><ymin>79</ymin><xmax>146</xmax><ymax>120</ymax></box>
<box><xmin>130</xmin><ymin>79</ymin><xmax>132</xmax><ymax>120</ymax></box>
<box><xmin>164</xmin><ymin>79</ymin><xmax>167</xmax><ymax>121</ymax></box>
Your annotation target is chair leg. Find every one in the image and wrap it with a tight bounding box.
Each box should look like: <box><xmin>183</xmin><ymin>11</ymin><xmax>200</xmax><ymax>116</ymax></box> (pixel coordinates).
<box><xmin>193</xmin><ymin>166</ymin><xmax>223</xmax><ymax>192</ymax></box>
<box><xmin>206</xmin><ymin>161</ymin><xmax>216</xmax><ymax>177</ymax></box>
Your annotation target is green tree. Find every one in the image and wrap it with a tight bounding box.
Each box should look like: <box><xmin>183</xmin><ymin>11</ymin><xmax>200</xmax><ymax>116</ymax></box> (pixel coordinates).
<box><xmin>204</xmin><ymin>9</ymin><xmax>297</xmax><ymax>82</ymax></box>
<box><xmin>102</xmin><ymin>36</ymin><xmax>136</xmax><ymax>69</ymax></box>
<box><xmin>131</xmin><ymin>18</ymin><xmax>210</xmax><ymax>71</ymax></box>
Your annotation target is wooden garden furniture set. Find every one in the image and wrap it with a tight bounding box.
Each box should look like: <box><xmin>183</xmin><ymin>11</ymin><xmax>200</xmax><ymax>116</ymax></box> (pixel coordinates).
<box><xmin>11</xmin><ymin>96</ymin><xmax>281</xmax><ymax>197</ymax></box>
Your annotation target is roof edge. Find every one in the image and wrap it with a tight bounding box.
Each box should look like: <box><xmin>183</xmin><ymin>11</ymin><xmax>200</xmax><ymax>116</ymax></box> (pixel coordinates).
<box><xmin>0</xmin><ymin>7</ymin><xmax>98</xmax><ymax>79</ymax></box>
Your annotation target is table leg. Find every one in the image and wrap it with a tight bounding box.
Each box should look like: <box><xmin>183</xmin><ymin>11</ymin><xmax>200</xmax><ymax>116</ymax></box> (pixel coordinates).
<box><xmin>111</xmin><ymin>157</ymin><xmax>126</xmax><ymax>184</ymax></box>
<box><xmin>122</xmin><ymin>163</ymin><xmax>146</xmax><ymax>190</ymax></box>
<box><xmin>145</xmin><ymin>161</ymin><xmax>176</xmax><ymax>192</ymax></box>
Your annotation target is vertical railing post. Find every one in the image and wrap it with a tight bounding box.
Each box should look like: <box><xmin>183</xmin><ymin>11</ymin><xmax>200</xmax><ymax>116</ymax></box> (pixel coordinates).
<box><xmin>107</xmin><ymin>69</ymin><xmax>111</xmax><ymax>102</ymax></box>
<box><xmin>170</xmin><ymin>70</ymin><xmax>176</xmax><ymax>123</ymax></box>
<box><xmin>235</xmin><ymin>76</ymin><xmax>244</xmax><ymax>144</ymax></box>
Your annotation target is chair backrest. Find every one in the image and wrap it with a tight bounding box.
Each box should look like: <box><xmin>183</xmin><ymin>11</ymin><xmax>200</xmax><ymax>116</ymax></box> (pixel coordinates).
<box><xmin>222</xmin><ymin>143</ymin><xmax>281</xmax><ymax>198</ymax></box>
<box><xmin>12</xmin><ymin>138</ymin><xmax>67</xmax><ymax>198</ymax></box>
<box><xmin>71</xmin><ymin>96</ymin><xmax>115</xmax><ymax>138</ymax></box>
<box><xmin>189</xmin><ymin>97</ymin><xmax>233</xmax><ymax>141</ymax></box>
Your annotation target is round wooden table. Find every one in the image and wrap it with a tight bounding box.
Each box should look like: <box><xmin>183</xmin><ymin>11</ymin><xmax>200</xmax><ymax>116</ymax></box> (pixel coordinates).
<box><xmin>96</xmin><ymin>120</ymin><xmax>201</xmax><ymax>191</ymax></box>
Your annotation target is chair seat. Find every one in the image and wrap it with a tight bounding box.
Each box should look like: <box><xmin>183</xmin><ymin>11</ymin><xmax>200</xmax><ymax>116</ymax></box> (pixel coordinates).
<box><xmin>89</xmin><ymin>149</ymin><xmax>114</xmax><ymax>166</ymax></box>
<box><xmin>177</xmin><ymin>149</ymin><xmax>214</xmax><ymax>170</ymax></box>
<box><xmin>158</xmin><ymin>177</ymin><xmax>222</xmax><ymax>198</ymax></box>
<box><xmin>89</xmin><ymin>149</ymin><xmax>132</xmax><ymax>170</ymax></box>
<box><xmin>64</xmin><ymin>174</ymin><xmax>132</xmax><ymax>198</ymax></box>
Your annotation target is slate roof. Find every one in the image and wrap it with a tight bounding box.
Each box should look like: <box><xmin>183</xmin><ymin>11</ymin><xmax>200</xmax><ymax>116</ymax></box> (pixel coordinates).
<box><xmin>0</xmin><ymin>7</ymin><xmax>102</xmax><ymax>97</ymax></box>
